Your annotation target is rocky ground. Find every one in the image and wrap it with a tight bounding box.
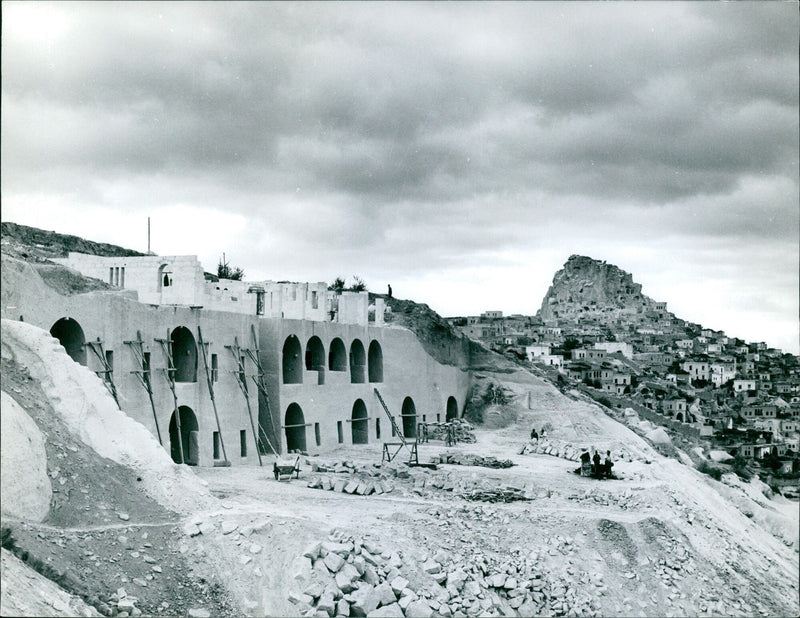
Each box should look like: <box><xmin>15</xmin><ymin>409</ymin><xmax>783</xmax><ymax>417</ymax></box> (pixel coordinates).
<box><xmin>2</xmin><ymin>324</ymin><xmax>799</xmax><ymax>618</ymax></box>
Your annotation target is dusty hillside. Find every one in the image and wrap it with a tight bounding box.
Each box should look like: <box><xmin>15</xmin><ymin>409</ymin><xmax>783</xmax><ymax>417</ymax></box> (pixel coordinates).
<box><xmin>373</xmin><ymin>293</ymin><xmax>514</xmax><ymax>374</ymax></box>
<box><xmin>0</xmin><ymin>222</ymin><xmax>144</xmax><ymax>262</ymax></box>
<box><xmin>2</xmin><ymin>319</ymin><xmax>798</xmax><ymax>618</ymax></box>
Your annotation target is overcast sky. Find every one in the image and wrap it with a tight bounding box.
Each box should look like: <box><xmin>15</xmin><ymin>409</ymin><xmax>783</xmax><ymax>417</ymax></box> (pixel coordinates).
<box><xmin>2</xmin><ymin>2</ymin><xmax>798</xmax><ymax>353</ymax></box>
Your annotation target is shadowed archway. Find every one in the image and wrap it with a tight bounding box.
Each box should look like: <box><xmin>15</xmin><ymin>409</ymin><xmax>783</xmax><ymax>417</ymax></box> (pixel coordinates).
<box><xmin>283</xmin><ymin>335</ymin><xmax>302</xmax><ymax>384</ymax></box>
<box><xmin>285</xmin><ymin>403</ymin><xmax>307</xmax><ymax>452</ymax></box>
<box><xmin>351</xmin><ymin>399</ymin><xmax>369</xmax><ymax>444</ymax></box>
<box><xmin>446</xmin><ymin>396</ymin><xmax>458</xmax><ymax>421</ymax></box>
<box><xmin>401</xmin><ymin>397</ymin><xmax>417</xmax><ymax>439</ymax></box>
<box><xmin>350</xmin><ymin>339</ymin><xmax>366</xmax><ymax>384</ymax></box>
<box><xmin>169</xmin><ymin>406</ymin><xmax>199</xmax><ymax>465</ymax></box>
<box><xmin>170</xmin><ymin>327</ymin><xmax>197</xmax><ymax>382</ymax></box>
<box><xmin>50</xmin><ymin>317</ymin><xmax>87</xmax><ymax>365</ymax></box>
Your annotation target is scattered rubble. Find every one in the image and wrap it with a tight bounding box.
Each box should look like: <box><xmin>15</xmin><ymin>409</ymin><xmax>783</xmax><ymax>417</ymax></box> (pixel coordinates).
<box><xmin>433</xmin><ymin>453</ymin><xmax>514</xmax><ymax>469</ymax></box>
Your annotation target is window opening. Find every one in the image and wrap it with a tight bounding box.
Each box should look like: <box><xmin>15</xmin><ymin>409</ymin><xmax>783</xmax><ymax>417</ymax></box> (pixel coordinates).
<box><xmin>213</xmin><ymin>432</ymin><xmax>221</xmax><ymax>459</ymax></box>
<box><xmin>211</xmin><ymin>353</ymin><xmax>218</xmax><ymax>382</ymax></box>
<box><xmin>337</xmin><ymin>421</ymin><xmax>343</xmax><ymax>444</ymax></box>
<box><xmin>240</xmin><ymin>430</ymin><xmax>247</xmax><ymax>457</ymax></box>
<box><xmin>315</xmin><ymin>423</ymin><xmax>321</xmax><ymax>446</ymax></box>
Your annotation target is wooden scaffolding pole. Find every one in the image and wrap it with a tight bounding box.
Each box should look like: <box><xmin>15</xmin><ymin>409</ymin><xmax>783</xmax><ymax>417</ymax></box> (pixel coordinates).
<box><xmin>124</xmin><ymin>331</ymin><xmax>162</xmax><ymax>445</ymax></box>
<box><xmin>197</xmin><ymin>326</ymin><xmax>229</xmax><ymax>466</ymax></box>
<box><xmin>155</xmin><ymin>330</ymin><xmax>184</xmax><ymax>465</ymax></box>
<box><xmin>244</xmin><ymin>323</ymin><xmax>279</xmax><ymax>455</ymax></box>
<box><xmin>226</xmin><ymin>336</ymin><xmax>263</xmax><ymax>466</ymax></box>
<box><xmin>85</xmin><ymin>338</ymin><xmax>120</xmax><ymax>407</ymax></box>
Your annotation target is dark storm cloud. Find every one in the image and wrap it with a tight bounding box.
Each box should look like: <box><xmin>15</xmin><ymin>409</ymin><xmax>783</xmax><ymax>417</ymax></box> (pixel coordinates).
<box><xmin>2</xmin><ymin>2</ymin><xmax>797</xmax><ymax>350</ymax></box>
<box><xmin>3</xmin><ymin>2</ymin><xmax>796</xmax><ymax>209</ymax></box>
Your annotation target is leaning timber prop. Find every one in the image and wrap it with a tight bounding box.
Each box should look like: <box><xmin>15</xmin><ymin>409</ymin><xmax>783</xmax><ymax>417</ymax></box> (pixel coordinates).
<box><xmin>197</xmin><ymin>326</ymin><xmax>230</xmax><ymax>466</ymax></box>
<box><xmin>124</xmin><ymin>330</ymin><xmax>162</xmax><ymax>445</ymax></box>
<box><xmin>155</xmin><ymin>330</ymin><xmax>185</xmax><ymax>464</ymax></box>
<box><xmin>226</xmin><ymin>336</ymin><xmax>263</xmax><ymax>466</ymax></box>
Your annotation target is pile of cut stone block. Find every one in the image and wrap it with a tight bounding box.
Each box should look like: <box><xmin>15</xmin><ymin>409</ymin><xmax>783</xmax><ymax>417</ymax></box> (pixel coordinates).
<box><xmin>426</xmin><ymin>419</ymin><xmax>477</xmax><ymax>444</ymax></box>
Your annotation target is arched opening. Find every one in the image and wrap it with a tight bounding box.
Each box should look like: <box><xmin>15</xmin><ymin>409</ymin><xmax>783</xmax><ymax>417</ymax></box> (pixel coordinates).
<box><xmin>169</xmin><ymin>406</ymin><xmax>199</xmax><ymax>465</ymax></box>
<box><xmin>351</xmin><ymin>399</ymin><xmax>369</xmax><ymax>445</ymax></box>
<box><xmin>157</xmin><ymin>264</ymin><xmax>172</xmax><ymax>289</ymax></box>
<box><xmin>676</xmin><ymin>412</ymin><xmax>684</xmax><ymax>423</ymax></box>
<box><xmin>282</xmin><ymin>335</ymin><xmax>303</xmax><ymax>384</ymax></box>
<box><xmin>401</xmin><ymin>397</ymin><xmax>417</xmax><ymax>439</ymax></box>
<box><xmin>350</xmin><ymin>339</ymin><xmax>366</xmax><ymax>384</ymax></box>
<box><xmin>446</xmin><ymin>396</ymin><xmax>458</xmax><ymax>421</ymax></box>
<box><xmin>305</xmin><ymin>336</ymin><xmax>326</xmax><ymax>385</ymax></box>
<box><xmin>50</xmin><ymin>317</ymin><xmax>87</xmax><ymax>366</ymax></box>
<box><xmin>285</xmin><ymin>403</ymin><xmax>307</xmax><ymax>453</ymax></box>
<box><xmin>170</xmin><ymin>327</ymin><xmax>197</xmax><ymax>382</ymax></box>
<box><xmin>329</xmin><ymin>338</ymin><xmax>347</xmax><ymax>372</ymax></box>
<box><xmin>368</xmin><ymin>340</ymin><xmax>383</xmax><ymax>383</ymax></box>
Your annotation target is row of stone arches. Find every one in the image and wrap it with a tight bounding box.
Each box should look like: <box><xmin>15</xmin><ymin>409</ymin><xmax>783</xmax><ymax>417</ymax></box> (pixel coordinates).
<box><xmin>282</xmin><ymin>335</ymin><xmax>383</xmax><ymax>385</ymax></box>
<box><xmin>49</xmin><ymin>318</ymin><xmax>199</xmax><ymax>382</ymax></box>
<box><xmin>283</xmin><ymin>395</ymin><xmax>460</xmax><ymax>452</ymax></box>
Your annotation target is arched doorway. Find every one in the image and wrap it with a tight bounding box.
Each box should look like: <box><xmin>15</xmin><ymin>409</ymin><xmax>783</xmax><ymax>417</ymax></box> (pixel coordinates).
<box><xmin>368</xmin><ymin>340</ymin><xmax>383</xmax><ymax>383</ymax></box>
<box><xmin>285</xmin><ymin>403</ymin><xmax>307</xmax><ymax>452</ymax></box>
<box><xmin>401</xmin><ymin>397</ymin><xmax>417</xmax><ymax>439</ymax></box>
<box><xmin>305</xmin><ymin>336</ymin><xmax>326</xmax><ymax>385</ymax></box>
<box><xmin>350</xmin><ymin>340</ymin><xmax>366</xmax><ymax>384</ymax></box>
<box><xmin>329</xmin><ymin>338</ymin><xmax>347</xmax><ymax>372</ymax></box>
<box><xmin>50</xmin><ymin>318</ymin><xmax>87</xmax><ymax>365</ymax></box>
<box><xmin>676</xmin><ymin>412</ymin><xmax>684</xmax><ymax>423</ymax></box>
<box><xmin>351</xmin><ymin>399</ymin><xmax>369</xmax><ymax>444</ymax></box>
<box><xmin>170</xmin><ymin>327</ymin><xmax>197</xmax><ymax>382</ymax></box>
<box><xmin>283</xmin><ymin>335</ymin><xmax>302</xmax><ymax>384</ymax></box>
<box><xmin>446</xmin><ymin>396</ymin><xmax>458</xmax><ymax>421</ymax></box>
<box><xmin>169</xmin><ymin>406</ymin><xmax>199</xmax><ymax>465</ymax></box>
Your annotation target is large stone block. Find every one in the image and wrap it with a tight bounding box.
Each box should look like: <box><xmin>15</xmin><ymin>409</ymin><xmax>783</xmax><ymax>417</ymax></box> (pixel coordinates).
<box><xmin>317</xmin><ymin>592</ymin><xmax>336</xmax><ymax>617</ymax></box>
<box><xmin>374</xmin><ymin>582</ymin><xmax>397</xmax><ymax>607</ymax></box>
<box><xmin>404</xmin><ymin>599</ymin><xmax>434</xmax><ymax>618</ymax></box>
<box><xmin>324</xmin><ymin>552</ymin><xmax>345</xmax><ymax>574</ymax></box>
<box><xmin>350</xmin><ymin>585</ymin><xmax>380</xmax><ymax>617</ymax></box>
<box><xmin>367</xmin><ymin>603</ymin><xmax>404</xmax><ymax>617</ymax></box>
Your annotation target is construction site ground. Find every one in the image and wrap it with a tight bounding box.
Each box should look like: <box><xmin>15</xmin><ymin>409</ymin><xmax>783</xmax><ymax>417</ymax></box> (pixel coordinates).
<box><xmin>2</xmin><ymin>326</ymin><xmax>798</xmax><ymax>618</ymax></box>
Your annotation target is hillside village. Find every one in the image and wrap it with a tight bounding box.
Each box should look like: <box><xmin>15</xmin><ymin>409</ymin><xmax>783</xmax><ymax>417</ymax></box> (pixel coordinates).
<box><xmin>449</xmin><ymin>255</ymin><xmax>800</xmax><ymax>494</ymax></box>
<box><xmin>1</xmin><ymin>225</ymin><xmax>798</xmax><ymax>618</ymax></box>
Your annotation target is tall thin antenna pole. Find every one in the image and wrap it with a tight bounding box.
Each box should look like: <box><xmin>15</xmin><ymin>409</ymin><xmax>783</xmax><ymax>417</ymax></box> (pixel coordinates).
<box><xmin>147</xmin><ymin>217</ymin><xmax>151</xmax><ymax>254</ymax></box>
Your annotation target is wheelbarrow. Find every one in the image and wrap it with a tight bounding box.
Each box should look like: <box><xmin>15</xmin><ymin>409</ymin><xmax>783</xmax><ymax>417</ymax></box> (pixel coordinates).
<box><xmin>273</xmin><ymin>455</ymin><xmax>301</xmax><ymax>481</ymax></box>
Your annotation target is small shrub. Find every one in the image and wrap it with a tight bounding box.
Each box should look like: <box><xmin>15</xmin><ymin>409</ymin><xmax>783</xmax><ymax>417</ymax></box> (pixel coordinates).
<box><xmin>1</xmin><ymin>526</ymin><xmax>16</xmax><ymax>551</ymax></box>
<box><xmin>697</xmin><ymin>460</ymin><xmax>723</xmax><ymax>480</ymax></box>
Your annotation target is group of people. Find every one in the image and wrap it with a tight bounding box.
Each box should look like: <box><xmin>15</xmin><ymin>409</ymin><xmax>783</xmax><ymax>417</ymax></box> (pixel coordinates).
<box><xmin>530</xmin><ymin>427</ymin><xmax>547</xmax><ymax>440</ymax></box>
<box><xmin>578</xmin><ymin>447</ymin><xmax>614</xmax><ymax>479</ymax></box>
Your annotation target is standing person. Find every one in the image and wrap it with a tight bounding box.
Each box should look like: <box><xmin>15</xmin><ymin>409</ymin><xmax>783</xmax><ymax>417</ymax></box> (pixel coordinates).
<box><xmin>603</xmin><ymin>450</ymin><xmax>614</xmax><ymax>479</ymax></box>
<box><xmin>592</xmin><ymin>449</ymin><xmax>602</xmax><ymax>477</ymax></box>
<box><xmin>579</xmin><ymin>448</ymin><xmax>591</xmax><ymax>476</ymax></box>
<box><xmin>387</xmin><ymin>284</ymin><xmax>392</xmax><ymax>298</ymax></box>
<box><xmin>531</xmin><ymin>427</ymin><xmax>539</xmax><ymax>440</ymax></box>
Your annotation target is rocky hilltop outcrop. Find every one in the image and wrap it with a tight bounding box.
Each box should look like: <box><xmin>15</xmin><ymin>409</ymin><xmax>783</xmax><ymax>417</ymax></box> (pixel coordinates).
<box><xmin>538</xmin><ymin>255</ymin><xmax>661</xmax><ymax>322</ymax></box>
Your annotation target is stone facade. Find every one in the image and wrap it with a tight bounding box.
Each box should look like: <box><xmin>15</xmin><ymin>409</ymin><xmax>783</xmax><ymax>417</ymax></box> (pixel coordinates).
<box><xmin>2</xmin><ymin>255</ymin><xmax>470</xmax><ymax>467</ymax></box>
